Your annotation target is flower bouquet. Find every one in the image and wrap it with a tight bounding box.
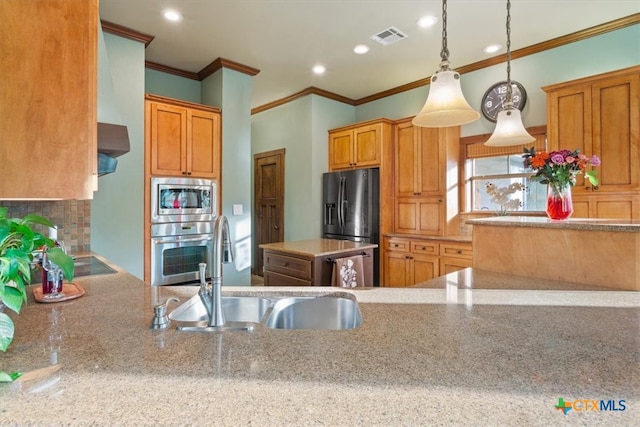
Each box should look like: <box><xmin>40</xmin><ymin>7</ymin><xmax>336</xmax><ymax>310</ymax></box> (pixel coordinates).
<box><xmin>522</xmin><ymin>147</ymin><xmax>600</xmax><ymax>219</ymax></box>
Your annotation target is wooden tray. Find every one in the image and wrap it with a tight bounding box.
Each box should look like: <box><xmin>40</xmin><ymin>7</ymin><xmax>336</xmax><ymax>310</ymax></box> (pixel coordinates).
<box><xmin>33</xmin><ymin>283</ymin><xmax>85</xmax><ymax>303</ymax></box>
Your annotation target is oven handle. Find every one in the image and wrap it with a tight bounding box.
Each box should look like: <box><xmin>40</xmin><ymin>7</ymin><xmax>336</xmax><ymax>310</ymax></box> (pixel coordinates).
<box><xmin>153</xmin><ymin>236</ymin><xmax>213</xmax><ymax>244</ymax></box>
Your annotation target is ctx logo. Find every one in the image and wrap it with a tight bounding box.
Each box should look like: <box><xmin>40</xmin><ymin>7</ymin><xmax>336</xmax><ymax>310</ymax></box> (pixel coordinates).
<box><xmin>555</xmin><ymin>398</ymin><xmax>627</xmax><ymax>415</ymax></box>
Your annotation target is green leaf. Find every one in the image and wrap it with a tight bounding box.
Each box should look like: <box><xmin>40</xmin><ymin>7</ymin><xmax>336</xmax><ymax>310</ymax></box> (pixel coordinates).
<box><xmin>0</xmin><ymin>312</ymin><xmax>15</xmax><ymax>352</ymax></box>
<box><xmin>0</xmin><ymin>371</ymin><xmax>22</xmax><ymax>382</ymax></box>
<box><xmin>47</xmin><ymin>248</ymin><xmax>75</xmax><ymax>282</ymax></box>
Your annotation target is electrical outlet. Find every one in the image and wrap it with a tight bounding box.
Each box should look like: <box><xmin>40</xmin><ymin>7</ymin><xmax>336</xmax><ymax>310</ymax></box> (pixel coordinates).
<box><xmin>232</xmin><ymin>204</ymin><xmax>243</xmax><ymax>215</ymax></box>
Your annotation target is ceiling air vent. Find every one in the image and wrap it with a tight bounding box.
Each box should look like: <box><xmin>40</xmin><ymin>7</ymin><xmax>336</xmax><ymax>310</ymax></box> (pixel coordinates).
<box><xmin>370</xmin><ymin>26</ymin><xmax>408</xmax><ymax>46</ymax></box>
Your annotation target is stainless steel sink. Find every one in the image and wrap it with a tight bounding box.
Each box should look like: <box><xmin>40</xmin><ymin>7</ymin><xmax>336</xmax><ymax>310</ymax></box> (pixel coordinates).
<box><xmin>264</xmin><ymin>294</ymin><xmax>362</xmax><ymax>330</ymax></box>
<box><xmin>169</xmin><ymin>295</ymin><xmax>271</xmax><ymax>324</ymax></box>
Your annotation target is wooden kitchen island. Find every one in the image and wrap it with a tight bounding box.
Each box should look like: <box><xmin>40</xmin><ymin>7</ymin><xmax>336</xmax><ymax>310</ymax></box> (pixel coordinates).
<box><xmin>468</xmin><ymin>216</ymin><xmax>640</xmax><ymax>290</ymax></box>
<box><xmin>259</xmin><ymin>239</ymin><xmax>377</xmax><ymax>286</ymax></box>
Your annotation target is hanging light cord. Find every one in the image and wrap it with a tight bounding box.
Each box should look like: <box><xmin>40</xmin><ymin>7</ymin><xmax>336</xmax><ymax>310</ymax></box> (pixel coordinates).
<box><xmin>505</xmin><ymin>0</ymin><xmax>513</xmax><ymax>106</ymax></box>
<box><xmin>439</xmin><ymin>0</ymin><xmax>451</xmax><ymax>70</ymax></box>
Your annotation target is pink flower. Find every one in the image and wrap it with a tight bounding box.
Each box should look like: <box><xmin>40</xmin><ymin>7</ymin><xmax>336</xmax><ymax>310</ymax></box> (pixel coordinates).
<box><xmin>550</xmin><ymin>153</ymin><xmax>565</xmax><ymax>164</ymax></box>
<box><xmin>565</xmin><ymin>156</ymin><xmax>575</xmax><ymax>164</ymax></box>
<box><xmin>589</xmin><ymin>155</ymin><xmax>601</xmax><ymax>166</ymax></box>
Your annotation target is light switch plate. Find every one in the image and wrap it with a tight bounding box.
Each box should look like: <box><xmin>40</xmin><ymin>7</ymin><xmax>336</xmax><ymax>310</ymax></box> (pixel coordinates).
<box><xmin>232</xmin><ymin>204</ymin><xmax>243</xmax><ymax>215</ymax></box>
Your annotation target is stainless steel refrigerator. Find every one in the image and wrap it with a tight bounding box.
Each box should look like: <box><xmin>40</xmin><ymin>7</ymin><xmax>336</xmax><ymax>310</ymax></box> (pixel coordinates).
<box><xmin>322</xmin><ymin>168</ymin><xmax>379</xmax><ymax>285</ymax></box>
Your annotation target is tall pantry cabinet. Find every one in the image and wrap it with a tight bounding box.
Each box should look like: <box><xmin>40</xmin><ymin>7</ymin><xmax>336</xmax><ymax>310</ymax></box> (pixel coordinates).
<box><xmin>544</xmin><ymin>66</ymin><xmax>640</xmax><ymax>219</ymax></box>
<box><xmin>143</xmin><ymin>94</ymin><xmax>222</xmax><ymax>283</ymax></box>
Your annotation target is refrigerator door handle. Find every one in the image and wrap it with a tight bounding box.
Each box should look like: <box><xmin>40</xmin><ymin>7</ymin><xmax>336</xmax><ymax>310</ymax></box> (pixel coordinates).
<box><xmin>337</xmin><ymin>176</ymin><xmax>343</xmax><ymax>228</ymax></box>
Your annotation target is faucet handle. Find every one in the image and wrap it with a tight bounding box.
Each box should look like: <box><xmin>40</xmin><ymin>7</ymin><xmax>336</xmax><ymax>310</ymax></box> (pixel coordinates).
<box><xmin>198</xmin><ymin>263</ymin><xmax>207</xmax><ymax>286</ymax></box>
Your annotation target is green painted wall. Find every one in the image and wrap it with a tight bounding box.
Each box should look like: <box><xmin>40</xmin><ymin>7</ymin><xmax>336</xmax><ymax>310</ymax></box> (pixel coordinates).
<box><xmin>145</xmin><ymin>69</ymin><xmax>201</xmax><ymax>103</ymax></box>
<box><xmin>356</xmin><ymin>24</ymin><xmax>640</xmax><ymax>138</ymax></box>
<box><xmin>251</xmin><ymin>96</ymin><xmax>355</xmax><ymax>242</ymax></box>
<box><xmin>202</xmin><ymin>69</ymin><xmax>253</xmax><ymax>285</ymax></box>
<box><xmin>91</xmin><ymin>32</ymin><xmax>145</xmax><ymax>278</ymax></box>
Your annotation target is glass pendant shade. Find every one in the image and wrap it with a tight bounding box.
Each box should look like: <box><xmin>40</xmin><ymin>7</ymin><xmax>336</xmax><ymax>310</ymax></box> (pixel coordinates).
<box><xmin>484</xmin><ymin>108</ymin><xmax>535</xmax><ymax>146</ymax></box>
<box><xmin>412</xmin><ymin>70</ymin><xmax>480</xmax><ymax>128</ymax></box>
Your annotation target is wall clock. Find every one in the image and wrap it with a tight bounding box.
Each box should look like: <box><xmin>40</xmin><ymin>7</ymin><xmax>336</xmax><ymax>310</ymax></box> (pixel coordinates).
<box><xmin>481</xmin><ymin>80</ymin><xmax>527</xmax><ymax>123</ymax></box>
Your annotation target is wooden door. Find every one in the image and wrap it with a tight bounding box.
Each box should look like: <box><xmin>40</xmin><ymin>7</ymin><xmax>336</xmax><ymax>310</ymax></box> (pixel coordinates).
<box><xmin>417</xmin><ymin>127</ymin><xmax>442</xmax><ymax>195</ymax></box>
<box><xmin>353</xmin><ymin>124</ymin><xmax>381</xmax><ymax>168</ymax></box>
<box><xmin>591</xmin><ymin>73</ymin><xmax>640</xmax><ymax>192</ymax></box>
<box><xmin>412</xmin><ymin>255</ymin><xmax>438</xmax><ymax>284</ymax></box>
<box><xmin>149</xmin><ymin>102</ymin><xmax>187</xmax><ymax>176</ymax></box>
<box><xmin>188</xmin><ymin>109</ymin><xmax>220</xmax><ymax>178</ymax></box>
<box><xmin>253</xmin><ymin>149</ymin><xmax>285</xmax><ymax>276</ymax></box>
<box><xmin>328</xmin><ymin>129</ymin><xmax>354</xmax><ymax>170</ymax></box>
<box><xmin>384</xmin><ymin>251</ymin><xmax>410</xmax><ymax>287</ymax></box>
<box><xmin>395</xmin><ymin>121</ymin><xmax>418</xmax><ymax>197</ymax></box>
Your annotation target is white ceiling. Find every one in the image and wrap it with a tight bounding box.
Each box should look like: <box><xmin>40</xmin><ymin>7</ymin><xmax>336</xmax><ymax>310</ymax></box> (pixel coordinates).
<box><xmin>99</xmin><ymin>0</ymin><xmax>640</xmax><ymax>109</ymax></box>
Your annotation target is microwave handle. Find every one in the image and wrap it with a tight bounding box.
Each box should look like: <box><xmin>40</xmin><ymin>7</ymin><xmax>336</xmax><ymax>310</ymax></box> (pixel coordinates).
<box><xmin>153</xmin><ymin>236</ymin><xmax>213</xmax><ymax>244</ymax></box>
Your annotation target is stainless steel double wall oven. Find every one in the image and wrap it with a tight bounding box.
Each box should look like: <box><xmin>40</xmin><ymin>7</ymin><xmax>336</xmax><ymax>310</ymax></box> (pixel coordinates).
<box><xmin>150</xmin><ymin>176</ymin><xmax>217</xmax><ymax>286</ymax></box>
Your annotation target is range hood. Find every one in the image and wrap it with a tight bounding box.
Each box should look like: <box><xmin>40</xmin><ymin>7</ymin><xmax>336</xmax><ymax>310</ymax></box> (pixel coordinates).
<box><xmin>97</xmin><ymin>23</ymin><xmax>130</xmax><ymax>176</ymax></box>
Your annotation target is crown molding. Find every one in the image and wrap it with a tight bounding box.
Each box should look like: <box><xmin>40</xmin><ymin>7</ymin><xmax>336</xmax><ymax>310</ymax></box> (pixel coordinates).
<box><xmin>101</xmin><ymin>20</ymin><xmax>154</xmax><ymax>47</ymax></box>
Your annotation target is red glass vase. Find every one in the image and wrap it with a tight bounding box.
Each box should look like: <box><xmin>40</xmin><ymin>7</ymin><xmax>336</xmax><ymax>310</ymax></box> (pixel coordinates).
<box><xmin>546</xmin><ymin>184</ymin><xmax>573</xmax><ymax>220</ymax></box>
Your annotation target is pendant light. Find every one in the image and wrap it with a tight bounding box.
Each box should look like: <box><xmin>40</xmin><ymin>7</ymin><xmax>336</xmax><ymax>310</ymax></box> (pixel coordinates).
<box><xmin>412</xmin><ymin>0</ymin><xmax>480</xmax><ymax>128</ymax></box>
<box><xmin>485</xmin><ymin>0</ymin><xmax>535</xmax><ymax>146</ymax></box>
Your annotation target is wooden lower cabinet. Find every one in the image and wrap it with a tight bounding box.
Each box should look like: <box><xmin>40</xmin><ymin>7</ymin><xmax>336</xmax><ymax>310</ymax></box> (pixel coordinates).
<box><xmin>572</xmin><ymin>194</ymin><xmax>640</xmax><ymax>220</ymax></box>
<box><xmin>262</xmin><ymin>247</ymin><xmax>375</xmax><ymax>286</ymax></box>
<box><xmin>383</xmin><ymin>236</ymin><xmax>472</xmax><ymax>287</ymax></box>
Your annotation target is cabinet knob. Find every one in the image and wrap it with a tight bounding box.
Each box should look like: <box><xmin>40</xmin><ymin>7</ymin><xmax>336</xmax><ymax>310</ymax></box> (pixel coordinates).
<box><xmin>593</xmin><ymin>185</ymin><xmax>599</xmax><ymax>191</ymax></box>
<box><xmin>421</xmin><ymin>246</ymin><xmax>426</xmax><ymax>250</ymax></box>
<box><xmin>394</xmin><ymin>244</ymin><xmax>399</xmax><ymax>247</ymax></box>
<box><xmin>282</xmin><ymin>262</ymin><xmax>289</xmax><ymax>267</ymax></box>
<box><xmin>182</xmin><ymin>171</ymin><xmax>188</xmax><ymax>175</ymax></box>
<box><xmin>274</xmin><ymin>225</ymin><xmax>279</xmax><ymax>229</ymax></box>
<box><xmin>457</xmin><ymin>250</ymin><xmax>462</xmax><ymax>254</ymax></box>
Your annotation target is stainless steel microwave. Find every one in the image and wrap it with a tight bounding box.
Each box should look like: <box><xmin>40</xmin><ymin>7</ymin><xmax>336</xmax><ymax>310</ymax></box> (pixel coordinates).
<box><xmin>150</xmin><ymin>177</ymin><xmax>217</xmax><ymax>223</ymax></box>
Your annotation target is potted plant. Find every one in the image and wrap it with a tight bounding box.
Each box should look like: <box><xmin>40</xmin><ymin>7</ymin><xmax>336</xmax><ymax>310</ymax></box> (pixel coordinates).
<box><xmin>0</xmin><ymin>207</ymin><xmax>74</xmax><ymax>353</ymax></box>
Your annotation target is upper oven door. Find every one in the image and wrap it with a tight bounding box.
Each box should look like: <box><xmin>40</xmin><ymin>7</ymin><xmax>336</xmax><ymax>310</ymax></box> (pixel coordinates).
<box><xmin>151</xmin><ymin>176</ymin><xmax>217</xmax><ymax>223</ymax></box>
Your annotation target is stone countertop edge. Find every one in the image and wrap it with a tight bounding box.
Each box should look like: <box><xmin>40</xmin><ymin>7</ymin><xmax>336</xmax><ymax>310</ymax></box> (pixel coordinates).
<box><xmin>259</xmin><ymin>238</ymin><xmax>378</xmax><ymax>257</ymax></box>
<box><xmin>466</xmin><ymin>215</ymin><xmax>640</xmax><ymax>232</ymax></box>
<box><xmin>2</xmin><ymin>259</ymin><xmax>638</xmax><ymax>425</ymax></box>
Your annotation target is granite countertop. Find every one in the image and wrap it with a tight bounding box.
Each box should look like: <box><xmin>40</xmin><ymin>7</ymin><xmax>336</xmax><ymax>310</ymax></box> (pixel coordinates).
<box><xmin>1</xmin><ymin>259</ymin><xmax>638</xmax><ymax>425</ymax></box>
<box><xmin>259</xmin><ymin>238</ymin><xmax>378</xmax><ymax>258</ymax></box>
<box><xmin>467</xmin><ymin>215</ymin><xmax>640</xmax><ymax>232</ymax></box>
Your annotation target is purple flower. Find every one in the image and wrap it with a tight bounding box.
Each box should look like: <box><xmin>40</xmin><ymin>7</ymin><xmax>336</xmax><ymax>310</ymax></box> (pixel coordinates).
<box><xmin>550</xmin><ymin>153</ymin><xmax>565</xmax><ymax>164</ymax></box>
<box><xmin>589</xmin><ymin>155</ymin><xmax>601</xmax><ymax>166</ymax></box>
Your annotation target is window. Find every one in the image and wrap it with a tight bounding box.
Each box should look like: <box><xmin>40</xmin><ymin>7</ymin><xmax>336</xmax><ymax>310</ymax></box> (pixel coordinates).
<box><xmin>462</xmin><ymin>127</ymin><xmax>547</xmax><ymax>214</ymax></box>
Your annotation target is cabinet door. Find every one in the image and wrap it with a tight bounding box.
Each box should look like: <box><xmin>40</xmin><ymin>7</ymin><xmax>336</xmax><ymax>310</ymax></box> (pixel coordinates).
<box><xmin>149</xmin><ymin>102</ymin><xmax>187</xmax><ymax>176</ymax></box>
<box><xmin>395</xmin><ymin>121</ymin><xmax>418</xmax><ymax>197</ymax></box>
<box><xmin>412</xmin><ymin>255</ymin><xmax>438</xmax><ymax>284</ymax></box>
<box><xmin>591</xmin><ymin>74</ymin><xmax>640</xmax><ymax>192</ymax></box>
<box><xmin>572</xmin><ymin>194</ymin><xmax>640</xmax><ymax>220</ymax></box>
<box><xmin>416</xmin><ymin>127</ymin><xmax>442</xmax><ymax>195</ymax></box>
<box><xmin>328</xmin><ymin>129</ymin><xmax>354</xmax><ymax>170</ymax></box>
<box><xmin>188</xmin><ymin>109</ymin><xmax>221</xmax><ymax>178</ymax></box>
<box><xmin>384</xmin><ymin>251</ymin><xmax>410</xmax><ymax>287</ymax></box>
<box><xmin>439</xmin><ymin>257</ymin><xmax>472</xmax><ymax>276</ymax></box>
<box><xmin>395</xmin><ymin>198</ymin><xmax>443</xmax><ymax>235</ymax></box>
<box><xmin>353</xmin><ymin>124</ymin><xmax>381</xmax><ymax>168</ymax></box>
<box><xmin>547</xmin><ymin>84</ymin><xmax>592</xmax><ymax>191</ymax></box>
<box><xmin>0</xmin><ymin>0</ymin><xmax>98</xmax><ymax>199</ymax></box>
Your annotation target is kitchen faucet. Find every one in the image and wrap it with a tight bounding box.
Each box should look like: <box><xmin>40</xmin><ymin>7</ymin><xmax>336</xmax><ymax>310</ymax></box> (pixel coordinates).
<box><xmin>178</xmin><ymin>215</ymin><xmax>254</xmax><ymax>332</ymax></box>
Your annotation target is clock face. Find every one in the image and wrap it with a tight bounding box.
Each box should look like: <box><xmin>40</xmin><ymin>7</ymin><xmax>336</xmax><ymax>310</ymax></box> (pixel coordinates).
<box><xmin>481</xmin><ymin>81</ymin><xmax>527</xmax><ymax>123</ymax></box>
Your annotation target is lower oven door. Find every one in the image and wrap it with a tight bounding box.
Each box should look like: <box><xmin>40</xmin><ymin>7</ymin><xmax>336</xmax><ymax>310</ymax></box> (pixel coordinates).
<box><xmin>151</xmin><ymin>231</ymin><xmax>214</xmax><ymax>286</ymax></box>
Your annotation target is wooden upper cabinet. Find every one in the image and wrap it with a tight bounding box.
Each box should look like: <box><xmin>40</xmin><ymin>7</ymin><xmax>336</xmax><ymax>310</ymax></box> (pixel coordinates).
<box><xmin>145</xmin><ymin>95</ymin><xmax>221</xmax><ymax>179</ymax></box>
<box><xmin>544</xmin><ymin>66</ymin><xmax>640</xmax><ymax>194</ymax></box>
<box><xmin>328</xmin><ymin>120</ymin><xmax>391</xmax><ymax>171</ymax></box>
<box><xmin>0</xmin><ymin>0</ymin><xmax>98</xmax><ymax>199</ymax></box>
<box><xmin>395</xmin><ymin>121</ymin><xmax>443</xmax><ymax>197</ymax></box>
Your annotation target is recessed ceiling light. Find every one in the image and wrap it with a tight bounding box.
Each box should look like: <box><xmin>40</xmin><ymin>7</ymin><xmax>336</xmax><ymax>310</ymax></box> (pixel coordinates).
<box><xmin>354</xmin><ymin>44</ymin><xmax>370</xmax><ymax>55</ymax></box>
<box><xmin>162</xmin><ymin>9</ymin><xmax>183</xmax><ymax>22</ymax></box>
<box><xmin>484</xmin><ymin>44</ymin><xmax>502</xmax><ymax>54</ymax></box>
<box><xmin>312</xmin><ymin>65</ymin><xmax>326</xmax><ymax>75</ymax></box>
<box><xmin>417</xmin><ymin>15</ymin><xmax>438</xmax><ymax>28</ymax></box>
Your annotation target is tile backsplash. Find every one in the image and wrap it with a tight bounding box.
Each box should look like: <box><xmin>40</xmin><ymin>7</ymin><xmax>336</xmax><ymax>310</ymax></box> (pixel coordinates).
<box><xmin>2</xmin><ymin>201</ymin><xmax>91</xmax><ymax>253</ymax></box>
